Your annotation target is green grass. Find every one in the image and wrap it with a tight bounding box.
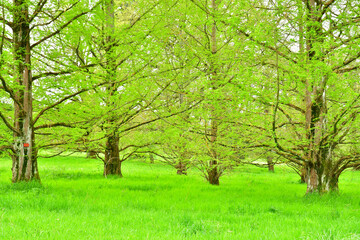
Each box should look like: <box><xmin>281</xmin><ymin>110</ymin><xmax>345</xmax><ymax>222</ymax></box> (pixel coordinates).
<box><xmin>0</xmin><ymin>156</ymin><xmax>360</xmax><ymax>239</ymax></box>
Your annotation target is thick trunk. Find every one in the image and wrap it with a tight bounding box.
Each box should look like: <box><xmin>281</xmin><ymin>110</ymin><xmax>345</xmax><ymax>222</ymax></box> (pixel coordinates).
<box><xmin>302</xmin><ymin>0</ymin><xmax>338</xmax><ymax>194</ymax></box>
<box><xmin>12</xmin><ymin>131</ymin><xmax>40</xmax><ymax>182</ymax></box>
<box><xmin>306</xmin><ymin>165</ymin><xmax>338</xmax><ymax>194</ymax></box>
<box><xmin>104</xmin><ymin>159</ymin><xmax>122</xmax><ymax>177</ymax></box>
<box><xmin>104</xmin><ymin>135</ymin><xmax>122</xmax><ymax>177</ymax></box>
<box><xmin>11</xmin><ymin>1</ymin><xmax>39</xmax><ymax>182</ymax></box>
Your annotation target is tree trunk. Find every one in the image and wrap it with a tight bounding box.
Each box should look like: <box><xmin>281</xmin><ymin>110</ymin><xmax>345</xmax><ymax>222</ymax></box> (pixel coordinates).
<box><xmin>104</xmin><ymin>159</ymin><xmax>122</xmax><ymax>177</ymax></box>
<box><xmin>205</xmin><ymin>0</ymin><xmax>220</xmax><ymax>186</ymax></box>
<box><xmin>102</xmin><ymin>0</ymin><xmax>122</xmax><ymax>178</ymax></box>
<box><xmin>12</xmin><ymin>135</ymin><xmax>40</xmax><ymax>182</ymax></box>
<box><xmin>87</xmin><ymin>150</ymin><xmax>97</xmax><ymax>159</ymax></box>
<box><xmin>104</xmin><ymin>135</ymin><xmax>122</xmax><ymax>177</ymax></box>
<box><xmin>175</xmin><ymin>162</ymin><xmax>187</xmax><ymax>175</ymax></box>
<box><xmin>306</xmin><ymin>164</ymin><xmax>338</xmax><ymax>194</ymax></box>
<box><xmin>267</xmin><ymin>156</ymin><xmax>274</xmax><ymax>172</ymax></box>
<box><xmin>301</xmin><ymin>0</ymin><xmax>339</xmax><ymax>194</ymax></box>
<box><xmin>300</xmin><ymin>167</ymin><xmax>306</xmax><ymax>183</ymax></box>
<box><xmin>149</xmin><ymin>153</ymin><xmax>154</xmax><ymax>164</ymax></box>
<box><xmin>207</xmin><ymin>162</ymin><xmax>220</xmax><ymax>185</ymax></box>
<box><xmin>11</xmin><ymin>0</ymin><xmax>40</xmax><ymax>182</ymax></box>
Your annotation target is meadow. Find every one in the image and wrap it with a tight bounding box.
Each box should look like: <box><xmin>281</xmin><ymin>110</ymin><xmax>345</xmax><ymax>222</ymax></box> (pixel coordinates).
<box><xmin>0</xmin><ymin>156</ymin><xmax>360</xmax><ymax>240</ymax></box>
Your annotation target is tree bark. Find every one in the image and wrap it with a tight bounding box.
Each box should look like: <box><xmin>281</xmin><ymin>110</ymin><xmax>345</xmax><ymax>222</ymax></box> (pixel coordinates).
<box><xmin>205</xmin><ymin>0</ymin><xmax>221</xmax><ymax>186</ymax></box>
<box><xmin>149</xmin><ymin>153</ymin><xmax>154</xmax><ymax>164</ymax></box>
<box><xmin>104</xmin><ymin>134</ymin><xmax>122</xmax><ymax>177</ymax></box>
<box><xmin>300</xmin><ymin>167</ymin><xmax>306</xmax><ymax>183</ymax></box>
<box><xmin>11</xmin><ymin>0</ymin><xmax>40</xmax><ymax>182</ymax></box>
<box><xmin>306</xmin><ymin>164</ymin><xmax>338</xmax><ymax>194</ymax></box>
<box><xmin>207</xmin><ymin>161</ymin><xmax>220</xmax><ymax>185</ymax></box>
<box><xmin>302</xmin><ymin>1</ymin><xmax>336</xmax><ymax>194</ymax></box>
<box><xmin>267</xmin><ymin>156</ymin><xmax>275</xmax><ymax>172</ymax></box>
<box><xmin>175</xmin><ymin>161</ymin><xmax>187</xmax><ymax>175</ymax></box>
<box><xmin>87</xmin><ymin>150</ymin><xmax>97</xmax><ymax>159</ymax></box>
<box><xmin>104</xmin><ymin>159</ymin><xmax>122</xmax><ymax>177</ymax></box>
<box><xmin>101</xmin><ymin>0</ymin><xmax>123</xmax><ymax>177</ymax></box>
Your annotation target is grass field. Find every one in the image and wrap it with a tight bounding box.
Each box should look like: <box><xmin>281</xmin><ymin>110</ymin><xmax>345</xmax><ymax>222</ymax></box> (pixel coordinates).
<box><xmin>0</xmin><ymin>156</ymin><xmax>360</xmax><ymax>240</ymax></box>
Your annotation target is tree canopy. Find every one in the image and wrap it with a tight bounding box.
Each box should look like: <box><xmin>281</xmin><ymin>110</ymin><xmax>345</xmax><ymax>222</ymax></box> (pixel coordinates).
<box><xmin>1</xmin><ymin>0</ymin><xmax>360</xmax><ymax>194</ymax></box>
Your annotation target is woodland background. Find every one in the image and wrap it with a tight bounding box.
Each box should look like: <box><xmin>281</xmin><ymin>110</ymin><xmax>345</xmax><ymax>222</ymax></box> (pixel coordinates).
<box><xmin>1</xmin><ymin>0</ymin><xmax>360</xmax><ymax>195</ymax></box>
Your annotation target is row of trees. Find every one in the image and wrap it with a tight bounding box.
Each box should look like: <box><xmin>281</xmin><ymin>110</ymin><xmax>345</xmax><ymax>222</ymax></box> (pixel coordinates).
<box><xmin>1</xmin><ymin>0</ymin><xmax>360</xmax><ymax>194</ymax></box>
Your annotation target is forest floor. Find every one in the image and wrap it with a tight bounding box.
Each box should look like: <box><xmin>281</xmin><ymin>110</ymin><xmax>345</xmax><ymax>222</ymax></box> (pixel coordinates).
<box><xmin>0</xmin><ymin>156</ymin><xmax>360</xmax><ymax>239</ymax></box>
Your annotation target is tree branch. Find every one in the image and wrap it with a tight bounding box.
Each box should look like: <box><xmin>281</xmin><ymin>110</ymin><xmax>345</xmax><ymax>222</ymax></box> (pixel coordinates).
<box><xmin>0</xmin><ymin>74</ymin><xmax>22</xmax><ymax>107</ymax></box>
<box><xmin>33</xmin><ymin>81</ymin><xmax>109</xmax><ymax>125</ymax></box>
<box><xmin>29</xmin><ymin>0</ymin><xmax>48</xmax><ymax>23</ymax></box>
<box><xmin>30</xmin><ymin>2</ymin><xmax>99</xmax><ymax>49</ymax></box>
<box><xmin>0</xmin><ymin>111</ymin><xmax>19</xmax><ymax>134</ymax></box>
<box><xmin>32</xmin><ymin>64</ymin><xmax>96</xmax><ymax>81</ymax></box>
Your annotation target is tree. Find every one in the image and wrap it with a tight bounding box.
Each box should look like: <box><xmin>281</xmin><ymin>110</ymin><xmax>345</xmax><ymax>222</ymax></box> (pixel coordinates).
<box><xmin>78</xmin><ymin>0</ymin><xmax>172</xmax><ymax>177</ymax></box>
<box><xmin>156</xmin><ymin>0</ymin><xmax>253</xmax><ymax>185</ymax></box>
<box><xmin>227</xmin><ymin>0</ymin><xmax>360</xmax><ymax>193</ymax></box>
<box><xmin>0</xmin><ymin>0</ymin><xmax>99</xmax><ymax>182</ymax></box>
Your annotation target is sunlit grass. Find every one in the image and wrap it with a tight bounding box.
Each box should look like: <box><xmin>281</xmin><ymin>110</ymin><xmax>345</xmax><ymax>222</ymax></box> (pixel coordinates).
<box><xmin>0</xmin><ymin>156</ymin><xmax>359</xmax><ymax>239</ymax></box>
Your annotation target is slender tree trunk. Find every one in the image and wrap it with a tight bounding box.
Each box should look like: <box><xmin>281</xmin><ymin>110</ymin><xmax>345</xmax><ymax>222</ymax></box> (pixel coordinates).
<box><xmin>175</xmin><ymin>161</ymin><xmax>187</xmax><ymax>175</ymax></box>
<box><xmin>300</xmin><ymin>167</ymin><xmax>306</xmax><ymax>183</ymax></box>
<box><xmin>101</xmin><ymin>0</ymin><xmax>123</xmax><ymax>177</ymax></box>
<box><xmin>267</xmin><ymin>156</ymin><xmax>275</xmax><ymax>172</ymax></box>
<box><xmin>11</xmin><ymin>0</ymin><xmax>40</xmax><ymax>182</ymax></box>
<box><xmin>104</xmin><ymin>134</ymin><xmax>122</xmax><ymax>177</ymax></box>
<box><xmin>87</xmin><ymin>150</ymin><xmax>97</xmax><ymax>159</ymax></box>
<box><xmin>149</xmin><ymin>153</ymin><xmax>154</xmax><ymax>164</ymax></box>
<box><xmin>177</xmin><ymin>169</ymin><xmax>187</xmax><ymax>175</ymax></box>
<box><xmin>205</xmin><ymin>0</ymin><xmax>220</xmax><ymax>186</ymax></box>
